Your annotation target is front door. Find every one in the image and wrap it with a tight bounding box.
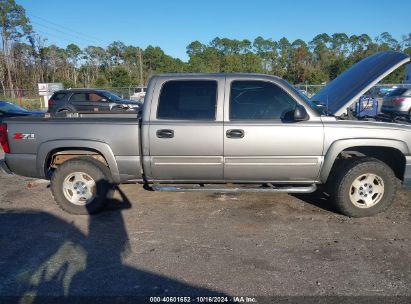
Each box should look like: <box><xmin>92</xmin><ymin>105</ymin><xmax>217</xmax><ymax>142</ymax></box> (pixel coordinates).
<box><xmin>148</xmin><ymin>78</ymin><xmax>224</xmax><ymax>182</ymax></box>
<box><xmin>223</xmin><ymin>78</ymin><xmax>324</xmax><ymax>183</ymax></box>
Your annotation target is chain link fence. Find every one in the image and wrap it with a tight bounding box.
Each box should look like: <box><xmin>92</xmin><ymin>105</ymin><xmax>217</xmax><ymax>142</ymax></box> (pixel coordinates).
<box><xmin>293</xmin><ymin>84</ymin><xmax>325</xmax><ymax>98</ymax></box>
<box><xmin>2</xmin><ymin>83</ymin><xmax>410</xmax><ymax>110</ymax></box>
<box><xmin>0</xmin><ymin>89</ymin><xmax>43</xmax><ymax>110</ymax></box>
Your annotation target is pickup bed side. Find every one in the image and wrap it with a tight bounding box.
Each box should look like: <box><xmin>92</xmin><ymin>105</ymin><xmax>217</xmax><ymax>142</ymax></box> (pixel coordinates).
<box><xmin>4</xmin><ymin>117</ymin><xmax>143</xmax><ymax>183</ymax></box>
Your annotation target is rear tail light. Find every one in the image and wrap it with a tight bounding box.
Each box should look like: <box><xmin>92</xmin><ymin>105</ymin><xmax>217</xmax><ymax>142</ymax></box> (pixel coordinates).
<box><xmin>48</xmin><ymin>98</ymin><xmax>54</xmax><ymax>107</ymax></box>
<box><xmin>392</xmin><ymin>98</ymin><xmax>406</xmax><ymax>103</ymax></box>
<box><xmin>0</xmin><ymin>123</ymin><xmax>10</xmax><ymax>153</ymax></box>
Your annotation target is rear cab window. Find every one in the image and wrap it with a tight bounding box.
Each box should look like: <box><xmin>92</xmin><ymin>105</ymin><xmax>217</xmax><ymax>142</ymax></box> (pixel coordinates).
<box><xmin>157</xmin><ymin>80</ymin><xmax>217</xmax><ymax>120</ymax></box>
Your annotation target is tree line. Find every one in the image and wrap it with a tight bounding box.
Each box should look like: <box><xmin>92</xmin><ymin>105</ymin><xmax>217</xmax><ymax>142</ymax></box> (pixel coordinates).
<box><xmin>1</xmin><ymin>0</ymin><xmax>411</xmax><ymax>98</ymax></box>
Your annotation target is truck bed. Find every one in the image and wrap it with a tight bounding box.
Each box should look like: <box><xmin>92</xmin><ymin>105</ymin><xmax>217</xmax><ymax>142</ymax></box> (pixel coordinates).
<box><xmin>4</xmin><ymin>115</ymin><xmax>142</xmax><ymax>183</ymax></box>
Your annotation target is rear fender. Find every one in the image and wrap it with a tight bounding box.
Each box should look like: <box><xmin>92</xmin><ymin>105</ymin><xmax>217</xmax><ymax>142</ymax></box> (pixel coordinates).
<box><xmin>37</xmin><ymin>140</ymin><xmax>120</xmax><ymax>183</ymax></box>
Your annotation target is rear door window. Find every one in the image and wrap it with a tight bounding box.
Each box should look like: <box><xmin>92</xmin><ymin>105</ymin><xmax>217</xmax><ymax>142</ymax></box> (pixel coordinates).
<box><xmin>157</xmin><ymin>80</ymin><xmax>217</xmax><ymax>120</ymax></box>
<box><xmin>69</xmin><ymin>93</ymin><xmax>87</xmax><ymax>102</ymax></box>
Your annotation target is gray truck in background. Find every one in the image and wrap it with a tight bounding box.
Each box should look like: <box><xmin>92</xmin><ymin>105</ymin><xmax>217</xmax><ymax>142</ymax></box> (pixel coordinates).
<box><xmin>1</xmin><ymin>51</ymin><xmax>410</xmax><ymax>217</ymax></box>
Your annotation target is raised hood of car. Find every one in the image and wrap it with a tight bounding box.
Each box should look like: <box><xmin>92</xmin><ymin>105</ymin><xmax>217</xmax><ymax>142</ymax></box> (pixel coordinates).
<box><xmin>312</xmin><ymin>51</ymin><xmax>410</xmax><ymax>116</ymax></box>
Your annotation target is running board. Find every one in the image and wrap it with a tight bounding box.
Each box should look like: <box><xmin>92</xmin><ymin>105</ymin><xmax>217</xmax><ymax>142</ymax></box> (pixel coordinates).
<box><xmin>151</xmin><ymin>184</ymin><xmax>317</xmax><ymax>194</ymax></box>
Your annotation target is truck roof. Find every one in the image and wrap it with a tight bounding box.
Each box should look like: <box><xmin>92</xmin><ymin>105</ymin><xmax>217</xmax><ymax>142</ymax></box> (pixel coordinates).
<box><xmin>154</xmin><ymin>72</ymin><xmax>284</xmax><ymax>81</ymax></box>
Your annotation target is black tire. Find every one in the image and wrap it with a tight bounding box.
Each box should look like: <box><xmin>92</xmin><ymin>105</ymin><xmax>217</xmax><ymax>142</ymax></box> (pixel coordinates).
<box><xmin>329</xmin><ymin>157</ymin><xmax>397</xmax><ymax>217</ymax></box>
<box><xmin>51</xmin><ymin>157</ymin><xmax>113</xmax><ymax>215</ymax></box>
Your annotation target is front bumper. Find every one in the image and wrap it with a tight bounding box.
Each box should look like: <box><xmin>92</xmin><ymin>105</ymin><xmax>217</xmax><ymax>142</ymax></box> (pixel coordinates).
<box><xmin>404</xmin><ymin>156</ymin><xmax>411</xmax><ymax>189</ymax></box>
<box><xmin>0</xmin><ymin>159</ymin><xmax>12</xmax><ymax>174</ymax></box>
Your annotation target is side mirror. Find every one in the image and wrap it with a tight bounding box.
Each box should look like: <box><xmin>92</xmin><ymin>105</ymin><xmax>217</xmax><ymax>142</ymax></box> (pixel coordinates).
<box><xmin>293</xmin><ymin>105</ymin><xmax>309</xmax><ymax>121</ymax></box>
<box><xmin>100</xmin><ymin>98</ymin><xmax>108</xmax><ymax>102</ymax></box>
<box><xmin>282</xmin><ymin>105</ymin><xmax>309</xmax><ymax>122</ymax></box>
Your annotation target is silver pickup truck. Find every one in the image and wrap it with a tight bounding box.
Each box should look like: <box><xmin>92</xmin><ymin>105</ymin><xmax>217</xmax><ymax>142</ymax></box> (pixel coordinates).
<box><xmin>1</xmin><ymin>51</ymin><xmax>410</xmax><ymax>217</ymax></box>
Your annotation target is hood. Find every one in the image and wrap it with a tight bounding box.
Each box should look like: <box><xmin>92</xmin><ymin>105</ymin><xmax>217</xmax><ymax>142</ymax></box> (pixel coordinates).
<box><xmin>312</xmin><ymin>51</ymin><xmax>410</xmax><ymax>116</ymax></box>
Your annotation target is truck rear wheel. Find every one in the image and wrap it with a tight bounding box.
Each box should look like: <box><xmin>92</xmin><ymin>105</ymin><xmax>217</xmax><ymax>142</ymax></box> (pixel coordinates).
<box><xmin>330</xmin><ymin>157</ymin><xmax>397</xmax><ymax>217</ymax></box>
<box><xmin>51</xmin><ymin>157</ymin><xmax>113</xmax><ymax>214</ymax></box>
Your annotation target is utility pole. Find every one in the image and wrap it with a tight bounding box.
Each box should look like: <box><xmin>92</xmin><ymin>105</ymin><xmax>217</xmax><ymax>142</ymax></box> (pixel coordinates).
<box><xmin>3</xmin><ymin>37</ymin><xmax>15</xmax><ymax>98</ymax></box>
<box><xmin>138</xmin><ymin>48</ymin><xmax>144</xmax><ymax>87</ymax></box>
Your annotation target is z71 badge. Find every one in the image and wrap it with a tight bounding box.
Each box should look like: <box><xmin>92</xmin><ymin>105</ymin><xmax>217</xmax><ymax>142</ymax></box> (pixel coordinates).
<box><xmin>13</xmin><ymin>133</ymin><xmax>35</xmax><ymax>140</ymax></box>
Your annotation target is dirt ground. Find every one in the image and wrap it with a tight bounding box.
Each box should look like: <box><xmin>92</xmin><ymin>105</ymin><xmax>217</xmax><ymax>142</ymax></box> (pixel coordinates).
<box><xmin>0</xmin><ymin>153</ymin><xmax>410</xmax><ymax>302</ymax></box>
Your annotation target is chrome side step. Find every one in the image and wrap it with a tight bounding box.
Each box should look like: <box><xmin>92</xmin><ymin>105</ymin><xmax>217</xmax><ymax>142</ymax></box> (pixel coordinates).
<box><xmin>151</xmin><ymin>184</ymin><xmax>317</xmax><ymax>194</ymax></box>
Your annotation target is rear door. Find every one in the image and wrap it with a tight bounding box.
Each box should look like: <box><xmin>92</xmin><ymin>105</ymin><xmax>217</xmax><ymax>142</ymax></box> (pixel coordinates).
<box><xmin>147</xmin><ymin>76</ymin><xmax>225</xmax><ymax>182</ymax></box>
<box><xmin>223</xmin><ymin>77</ymin><xmax>324</xmax><ymax>183</ymax></box>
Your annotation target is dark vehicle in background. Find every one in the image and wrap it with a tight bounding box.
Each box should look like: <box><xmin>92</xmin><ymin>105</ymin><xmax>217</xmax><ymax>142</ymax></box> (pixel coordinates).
<box><xmin>378</xmin><ymin>86</ymin><xmax>397</xmax><ymax>96</ymax></box>
<box><xmin>48</xmin><ymin>89</ymin><xmax>142</xmax><ymax>115</ymax></box>
<box><xmin>0</xmin><ymin>101</ymin><xmax>44</xmax><ymax>122</ymax></box>
<box><xmin>381</xmin><ymin>87</ymin><xmax>411</xmax><ymax>116</ymax></box>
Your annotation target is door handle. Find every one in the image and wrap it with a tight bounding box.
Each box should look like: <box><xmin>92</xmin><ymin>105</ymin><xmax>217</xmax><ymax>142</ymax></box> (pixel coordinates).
<box><xmin>226</xmin><ymin>129</ymin><xmax>245</xmax><ymax>138</ymax></box>
<box><xmin>156</xmin><ymin>129</ymin><xmax>174</xmax><ymax>138</ymax></box>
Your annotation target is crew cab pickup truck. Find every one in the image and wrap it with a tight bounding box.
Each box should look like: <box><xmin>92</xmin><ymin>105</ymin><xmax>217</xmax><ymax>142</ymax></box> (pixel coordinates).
<box><xmin>1</xmin><ymin>51</ymin><xmax>410</xmax><ymax>217</ymax></box>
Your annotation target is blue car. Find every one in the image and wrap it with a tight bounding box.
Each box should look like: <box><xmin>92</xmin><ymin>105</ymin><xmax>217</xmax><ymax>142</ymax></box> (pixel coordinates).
<box><xmin>0</xmin><ymin>101</ymin><xmax>44</xmax><ymax>122</ymax></box>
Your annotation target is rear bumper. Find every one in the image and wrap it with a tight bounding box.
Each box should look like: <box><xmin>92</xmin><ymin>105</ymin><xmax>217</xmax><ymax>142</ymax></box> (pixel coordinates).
<box><xmin>0</xmin><ymin>159</ymin><xmax>12</xmax><ymax>174</ymax></box>
<box><xmin>404</xmin><ymin>156</ymin><xmax>411</xmax><ymax>189</ymax></box>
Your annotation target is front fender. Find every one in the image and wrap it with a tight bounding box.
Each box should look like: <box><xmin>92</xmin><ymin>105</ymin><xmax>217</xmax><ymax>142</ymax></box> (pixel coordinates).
<box><xmin>320</xmin><ymin>138</ymin><xmax>409</xmax><ymax>183</ymax></box>
<box><xmin>37</xmin><ymin>139</ymin><xmax>120</xmax><ymax>183</ymax></box>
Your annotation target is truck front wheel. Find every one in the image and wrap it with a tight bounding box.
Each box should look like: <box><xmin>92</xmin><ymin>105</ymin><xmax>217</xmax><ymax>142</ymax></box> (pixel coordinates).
<box><xmin>51</xmin><ymin>157</ymin><xmax>113</xmax><ymax>214</ymax></box>
<box><xmin>330</xmin><ymin>158</ymin><xmax>397</xmax><ymax>217</ymax></box>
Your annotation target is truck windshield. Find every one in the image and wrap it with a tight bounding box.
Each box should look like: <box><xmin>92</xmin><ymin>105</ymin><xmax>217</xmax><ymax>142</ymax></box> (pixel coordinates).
<box><xmin>288</xmin><ymin>85</ymin><xmax>325</xmax><ymax>115</ymax></box>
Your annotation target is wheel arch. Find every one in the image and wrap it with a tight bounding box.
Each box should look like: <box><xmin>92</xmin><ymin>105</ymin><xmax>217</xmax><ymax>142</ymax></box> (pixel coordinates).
<box><xmin>320</xmin><ymin>139</ymin><xmax>409</xmax><ymax>183</ymax></box>
<box><xmin>37</xmin><ymin>140</ymin><xmax>120</xmax><ymax>183</ymax></box>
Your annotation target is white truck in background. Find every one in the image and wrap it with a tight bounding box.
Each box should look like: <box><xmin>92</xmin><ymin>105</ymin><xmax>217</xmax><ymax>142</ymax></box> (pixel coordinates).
<box><xmin>130</xmin><ymin>87</ymin><xmax>147</xmax><ymax>101</ymax></box>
